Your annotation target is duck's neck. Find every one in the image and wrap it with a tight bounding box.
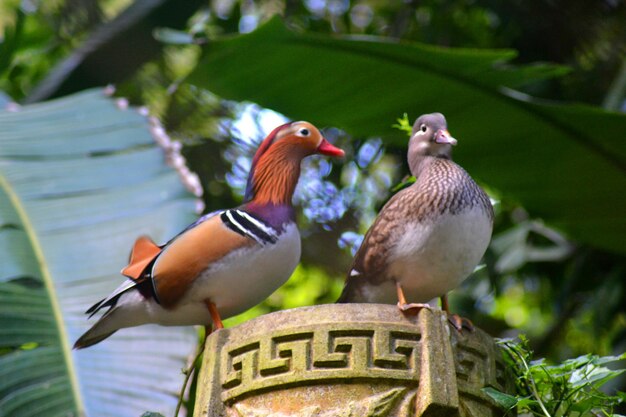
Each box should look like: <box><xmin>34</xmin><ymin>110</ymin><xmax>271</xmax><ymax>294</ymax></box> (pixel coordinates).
<box><xmin>409</xmin><ymin>155</ymin><xmax>432</xmax><ymax>178</ymax></box>
<box><xmin>244</xmin><ymin>145</ymin><xmax>301</xmax><ymax>228</ymax></box>
<box><xmin>409</xmin><ymin>153</ymin><xmax>452</xmax><ymax>178</ymax></box>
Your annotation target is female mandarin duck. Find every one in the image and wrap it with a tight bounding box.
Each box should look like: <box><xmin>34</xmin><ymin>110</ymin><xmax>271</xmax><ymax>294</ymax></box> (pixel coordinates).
<box><xmin>74</xmin><ymin>121</ymin><xmax>344</xmax><ymax>349</ymax></box>
<box><xmin>337</xmin><ymin>113</ymin><xmax>493</xmax><ymax>330</ymax></box>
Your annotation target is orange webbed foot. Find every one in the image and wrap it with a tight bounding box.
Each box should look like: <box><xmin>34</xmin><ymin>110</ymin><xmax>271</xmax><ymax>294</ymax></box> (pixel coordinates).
<box><xmin>397</xmin><ymin>302</ymin><xmax>431</xmax><ymax>315</ymax></box>
<box><xmin>440</xmin><ymin>294</ymin><xmax>474</xmax><ymax>332</ymax></box>
<box><xmin>395</xmin><ymin>282</ymin><xmax>431</xmax><ymax>315</ymax></box>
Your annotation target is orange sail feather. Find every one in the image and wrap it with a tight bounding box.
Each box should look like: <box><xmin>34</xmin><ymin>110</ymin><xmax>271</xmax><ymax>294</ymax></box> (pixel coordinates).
<box><xmin>121</xmin><ymin>236</ymin><xmax>162</xmax><ymax>280</ymax></box>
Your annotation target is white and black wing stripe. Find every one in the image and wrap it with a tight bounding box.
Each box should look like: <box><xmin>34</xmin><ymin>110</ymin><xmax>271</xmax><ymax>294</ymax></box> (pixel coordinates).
<box><xmin>220</xmin><ymin>209</ymin><xmax>279</xmax><ymax>244</ymax></box>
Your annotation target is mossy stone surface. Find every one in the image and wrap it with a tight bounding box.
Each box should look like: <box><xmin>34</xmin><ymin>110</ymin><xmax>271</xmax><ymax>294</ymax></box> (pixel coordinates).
<box><xmin>194</xmin><ymin>304</ymin><xmax>511</xmax><ymax>417</ymax></box>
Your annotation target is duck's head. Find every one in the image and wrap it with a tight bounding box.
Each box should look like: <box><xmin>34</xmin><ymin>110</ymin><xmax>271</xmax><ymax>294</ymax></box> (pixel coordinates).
<box><xmin>408</xmin><ymin>113</ymin><xmax>457</xmax><ymax>175</ymax></box>
<box><xmin>245</xmin><ymin>121</ymin><xmax>344</xmax><ymax>203</ymax></box>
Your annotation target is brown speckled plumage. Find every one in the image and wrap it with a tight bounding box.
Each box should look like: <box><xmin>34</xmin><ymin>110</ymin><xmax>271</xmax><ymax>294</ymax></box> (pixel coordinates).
<box><xmin>338</xmin><ymin>113</ymin><xmax>493</xmax><ymax>304</ymax></box>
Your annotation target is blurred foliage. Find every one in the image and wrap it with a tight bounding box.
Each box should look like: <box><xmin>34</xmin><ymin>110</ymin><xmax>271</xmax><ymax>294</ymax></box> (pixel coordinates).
<box><xmin>1</xmin><ymin>0</ymin><xmax>625</xmax><ymax>415</ymax></box>
<box><xmin>0</xmin><ymin>0</ymin><xmax>105</xmax><ymax>99</ymax></box>
<box><xmin>188</xmin><ymin>16</ymin><xmax>626</xmax><ymax>256</ymax></box>
<box><xmin>224</xmin><ymin>264</ymin><xmax>344</xmax><ymax>328</ymax></box>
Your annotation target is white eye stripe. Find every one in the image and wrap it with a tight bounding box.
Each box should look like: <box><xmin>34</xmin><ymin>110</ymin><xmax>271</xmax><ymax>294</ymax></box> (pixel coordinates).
<box><xmin>415</xmin><ymin>124</ymin><xmax>428</xmax><ymax>135</ymax></box>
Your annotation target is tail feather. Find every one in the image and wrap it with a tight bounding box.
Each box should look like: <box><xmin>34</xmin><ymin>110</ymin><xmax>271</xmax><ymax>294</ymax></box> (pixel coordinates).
<box><xmin>77</xmin><ymin>282</ymin><xmax>153</xmax><ymax>349</ymax></box>
<box><xmin>74</xmin><ymin>309</ymin><xmax>122</xmax><ymax>349</ymax></box>
<box><xmin>74</xmin><ymin>328</ymin><xmax>118</xmax><ymax>349</ymax></box>
<box><xmin>336</xmin><ymin>267</ymin><xmax>363</xmax><ymax>303</ymax></box>
<box><xmin>85</xmin><ymin>297</ymin><xmax>106</xmax><ymax>316</ymax></box>
<box><xmin>84</xmin><ymin>279</ymin><xmax>138</xmax><ymax>319</ymax></box>
<box><xmin>336</xmin><ymin>278</ymin><xmax>360</xmax><ymax>303</ymax></box>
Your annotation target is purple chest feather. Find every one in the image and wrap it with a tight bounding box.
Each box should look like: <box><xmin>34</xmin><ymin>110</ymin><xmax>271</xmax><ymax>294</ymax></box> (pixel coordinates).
<box><xmin>244</xmin><ymin>203</ymin><xmax>295</xmax><ymax>232</ymax></box>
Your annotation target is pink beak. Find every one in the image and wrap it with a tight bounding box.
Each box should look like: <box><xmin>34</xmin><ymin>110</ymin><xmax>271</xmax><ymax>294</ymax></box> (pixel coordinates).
<box><xmin>317</xmin><ymin>138</ymin><xmax>345</xmax><ymax>157</ymax></box>
<box><xmin>435</xmin><ymin>129</ymin><xmax>457</xmax><ymax>146</ymax></box>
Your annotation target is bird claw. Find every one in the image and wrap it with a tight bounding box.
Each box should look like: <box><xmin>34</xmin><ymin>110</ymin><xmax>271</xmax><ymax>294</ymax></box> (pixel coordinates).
<box><xmin>397</xmin><ymin>302</ymin><xmax>431</xmax><ymax>315</ymax></box>
<box><xmin>447</xmin><ymin>314</ymin><xmax>474</xmax><ymax>332</ymax></box>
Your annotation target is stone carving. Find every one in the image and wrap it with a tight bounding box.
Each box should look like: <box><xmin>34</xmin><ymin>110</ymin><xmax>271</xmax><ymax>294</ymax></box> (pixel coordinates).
<box><xmin>193</xmin><ymin>304</ymin><xmax>513</xmax><ymax>417</ymax></box>
<box><xmin>221</xmin><ymin>325</ymin><xmax>421</xmax><ymax>402</ymax></box>
<box><xmin>233</xmin><ymin>388</ymin><xmax>407</xmax><ymax>417</ymax></box>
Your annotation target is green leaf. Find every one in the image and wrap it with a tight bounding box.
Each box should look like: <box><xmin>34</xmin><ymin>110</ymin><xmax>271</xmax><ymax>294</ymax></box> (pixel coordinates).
<box><xmin>189</xmin><ymin>16</ymin><xmax>626</xmax><ymax>254</ymax></box>
<box><xmin>482</xmin><ymin>387</ymin><xmax>519</xmax><ymax>409</ymax></box>
<box><xmin>514</xmin><ymin>397</ymin><xmax>538</xmax><ymax>411</ymax></box>
<box><xmin>570</xmin><ymin>367</ymin><xmax>625</xmax><ymax>390</ymax></box>
<box><xmin>591</xmin><ymin>352</ymin><xmax>626</xmax><ymax>366</ymax></box>
<box><xmin>390</xmin><ymin>176</ymin><xmax>416</xmax><ymax>193</ymax></box>
<box><xmin>495</xmin><ymin>337</ymin><xmax>626</xmax><ymax>416</ymax></box>
<box><xmin>391</xmin><ymin>113</ymin><xmax>412</xmax><ymax>136</ymax></box>
<box><xmin>0</xmin><ymin>89</ymin><xmax>198</xmax><ymax>417</ymax></box>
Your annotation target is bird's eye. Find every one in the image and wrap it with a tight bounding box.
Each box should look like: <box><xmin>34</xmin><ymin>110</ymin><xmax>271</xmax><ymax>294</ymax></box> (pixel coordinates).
<box><xmin>297</xmin><ymin>128</ymin><xmax>310</xmax><ymax>137</ymax></box>
<box><xmin>420</xmin><ymin>124</ymin><xmax>427</xmax><ymax>133</ymax></box>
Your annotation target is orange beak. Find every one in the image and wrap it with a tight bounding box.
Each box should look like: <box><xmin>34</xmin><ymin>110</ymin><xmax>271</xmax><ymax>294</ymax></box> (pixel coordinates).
<box><xmin>317</xmin><ymin>138</ymin><xmax>345</xmax><ymax>157</ymax></box>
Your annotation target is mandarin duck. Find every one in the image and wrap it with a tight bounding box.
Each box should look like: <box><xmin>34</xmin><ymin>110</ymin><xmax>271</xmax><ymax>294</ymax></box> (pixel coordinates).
<box><xmin>337</xmin><ymin>113</ymin><xmax>493</xmax><ymax>330</ymax></box>
<box><xmin>74</xmin><ymin>121</ymin><xmax>344</xmax><ymax>349</ymax></box>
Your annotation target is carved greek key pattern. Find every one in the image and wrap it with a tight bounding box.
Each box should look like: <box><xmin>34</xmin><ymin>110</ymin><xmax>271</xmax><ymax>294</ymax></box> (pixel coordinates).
<box><xmin>455</xmin><ymin>341</ymin><xmax>490</xmax><ymax>388</ymax></box>
<box><xmin>221</xmin><ymin>323</ymin><xmax>422</xmax><ymax>402</ymax></box>
<box><xmin>454</xmin><ymin>335</ymin><xmax>509</xmax><ymax>416</ymax></box>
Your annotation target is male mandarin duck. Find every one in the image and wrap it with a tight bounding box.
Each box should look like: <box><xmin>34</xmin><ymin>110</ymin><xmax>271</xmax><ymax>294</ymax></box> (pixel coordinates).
<box><xmin>337</xmin><ymin>113</ymin><xmax>493</xmax><ymax>330</ymax></box>
<box><xmin>74</xmin><ymin>121</ymin><xmax>344</xmax><ymax>349</ymax></box>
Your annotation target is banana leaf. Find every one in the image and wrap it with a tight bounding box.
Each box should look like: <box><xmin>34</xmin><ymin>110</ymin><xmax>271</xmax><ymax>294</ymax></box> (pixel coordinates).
<box><xmin>188</xmin><ymin>17</ymin><xmax>626</xmax><ymax>254</ymax></box>
<box><xmin>0</xmin><ymin>89</ymin><xmax>198</xmax><ymax>417</ymax></box>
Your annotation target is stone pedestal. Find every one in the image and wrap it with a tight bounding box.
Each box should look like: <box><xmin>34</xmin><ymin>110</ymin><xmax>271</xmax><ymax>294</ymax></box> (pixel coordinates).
<box><xmin>194</xmin><ymin>304</ymin><xmax>511</xmax><ymax>417</ymax></box>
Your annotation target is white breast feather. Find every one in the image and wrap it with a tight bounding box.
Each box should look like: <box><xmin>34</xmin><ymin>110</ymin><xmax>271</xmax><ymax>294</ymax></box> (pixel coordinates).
<box><xmin>192</xmin><ymin>223</ymin><xmax>301</xmax><ymax>316</ymax></box>
<box><xmin>388</xmin><ymin>206</ymin><xmax>491</xmax><ymax>303</ymax></box>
